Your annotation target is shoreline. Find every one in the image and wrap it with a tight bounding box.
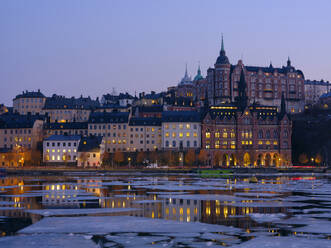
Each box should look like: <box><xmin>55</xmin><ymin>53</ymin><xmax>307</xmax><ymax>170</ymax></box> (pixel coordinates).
<box><xmin>1</xmin><ymin>166</ymin><xmax>329</xmax><ymax>176</ymax></box>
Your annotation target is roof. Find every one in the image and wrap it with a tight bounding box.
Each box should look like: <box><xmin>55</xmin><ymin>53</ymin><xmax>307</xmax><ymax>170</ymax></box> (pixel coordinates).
<box><xmin>44</xmin><ymin>122</ymin><xmax>88</xmax><ymax>130</ymax></box>
<box><xmin>78</xmin><ymin>136</ymin><xmax>103</xmax><ymax>152</ymax></box>
<box><xmin>244</xmin><ymin>65</ymin><xmax>304</xmax><ymax>78</ymax></box>
<box><xmin>162</xmin><ymin>111</ymin><xmax>201</xmax><ymax>122</ymax></box>
<box><xmin>0</xmin><ymin>113</ymin><xmax>44</xmax><ymax>129</ymax></box>
<box><xmin>44</xmin><ymin>94</ymin><xmax>100</xmax><ymax>110</ymax></box>
<box><xmin>320</xmin><ymin>92</ymin><xmax>331</xmax><ymax>98</ymax></box>
<box><xmin>88</xmin><ymin>112</ymin><xmax>129</xmax><ymax>123</ymax></box>
<box><xmin>44</xmin><ymin>135</ymin><xmax>81</xmax><ymax>141</ymax></box>
<box><xmin>129</xmin><ymin>117</ymin><xmax>161</xmax><ymax>126</ymax></box>
<box><xmin>14</xmin><ymin>90</ymin><xmax>45</xmax><ymax>100</ymax></box>
<box><xmin>305</xmin><ymin>80</ymin><xmax>331</xmax><ymax>86</ymax></box>
<box><xmin>137</xmin><ymin>105</ymin><xmax>163</xmax><ymax>112</ymax></box>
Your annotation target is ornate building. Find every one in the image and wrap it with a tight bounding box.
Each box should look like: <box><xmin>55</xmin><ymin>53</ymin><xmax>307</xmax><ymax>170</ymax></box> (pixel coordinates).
<box><xmin>202</xmin><ymin>71</ymin><xmax>292</xmax><ymax>167</ymax></box>
<box><xmin>207</xmin><ymin>36</ymin><xmax>305</xmax><ymax>113</ymax></box>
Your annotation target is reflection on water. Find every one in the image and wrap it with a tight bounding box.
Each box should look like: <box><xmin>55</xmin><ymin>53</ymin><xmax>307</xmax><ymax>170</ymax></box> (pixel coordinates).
<box><xmin>0</xmin><ymin>173</ymin><xmax>331</xmax><ymax>247</ymax></box>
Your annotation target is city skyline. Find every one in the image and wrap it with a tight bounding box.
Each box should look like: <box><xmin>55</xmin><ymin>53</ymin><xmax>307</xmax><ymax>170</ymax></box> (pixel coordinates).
<box><xmin>1</xmin><ymin>0</ymin><xmax>331</xmax><ymax>106</ymax></box>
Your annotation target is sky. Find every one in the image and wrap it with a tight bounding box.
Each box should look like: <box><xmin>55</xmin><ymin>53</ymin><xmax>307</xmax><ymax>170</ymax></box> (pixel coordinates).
<box><xmin>1</xmin><ymin>0</ymin><xmax>331</xmax><ymax>106</ymax></box>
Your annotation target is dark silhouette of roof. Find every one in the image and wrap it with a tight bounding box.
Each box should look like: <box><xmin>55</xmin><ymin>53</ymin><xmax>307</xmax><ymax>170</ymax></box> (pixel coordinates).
<box><xmin>44</xmin><ymin>122</ymin><xmax>88</xmax><ymax>130</ymax></box>
<box><xmin>78</xmin><ymin>136</ymin><xmax>103</xmax><ymax>152</ymax></box>
<box><xmin>0</xmin><ymin>112</ymin><xmax>44</xmax><ymax>129</ymax></box>
<box><xmin>162</xmin><ymin>111</ymin><xmax>201</xmax><ymax>122</ymax></box>
<box><xmin>129</xmin><ymin>117</ymin><xmax>161</xmax><ymax>126</ymax></box>
<box><xmin>88</xmin><ymin>112</ymin><xmax>129</xmax><ymax>123</ymax></box>
<box><xmin>44</xmin><ymin>94</ymin><xmax>100</xmax><ymax>110</ymax></box>
<box><xmin>44</xmin><ymin>135</ymin><xmax>81</xmax><ymax>141</ymax></box>
<box><xmin>14</xmin><ymin>90</ymin><xmax>45</xmax><ymax>100</ymax></box>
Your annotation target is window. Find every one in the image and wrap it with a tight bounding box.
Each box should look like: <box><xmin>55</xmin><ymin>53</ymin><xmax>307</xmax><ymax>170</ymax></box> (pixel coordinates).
<box><xmin>215</xmin><ymin>132</ymin><xmax>220</xmax><ymax>138</ymax></box>
<box><xmin>193</xmin><ymin>124</ymin><xmax>197</xmax><ymax>129</ymax></box>
<box><xmin>166</xmin><ymin>141</ymin><xmax>169</xmax><ymax>147</ymax></box>
<box><xmin>172</xmin><ymin>132</ymin><xmax>176</xmax><ymax>138</ymax></box>
<box><xmin>258</xmin><ymin>130</ymin><xmax>263</xmax><ymax>139</ymax></box>
<box><xmin>273</xmin><ymin>130</ymin><xmax>278</xmax><ymax>138</ymax></box>
<box><xmin>206</xmin><ymin>132</ymin><xmax>210</xmax><ymax>138</ymax></box>
<box><xmin>266</xmin><ymin>130</ymin><xmax>270</xmax><ymax>138</ymax></box>
<box><xmin>165</xmin><ymin>132</ymin><xmax>169</xmax><ymax>137</ymax></box>
<box><xmin>179</xmin><ymin>124</ymin><xmax>183</xmax><ymax>129</ymax></box>
<box><xmin>186</xmin><ymin>141</ymin><xmax>190</xmax><ymax>147</ymax></box>
<box><xmin>179</xmin><ymin>132</ymin><xmax>183</xmax><ymax>138</ymax></box>
<box><xmin>186</xmin><ymin>132</ymin><xmax>190</xmax><ymax>137</ymax></box>
<box><xmin>284</xmin><ymin>130</ymin><xmax>288</xmax><ymax>137</ymax></box>
<box><xmin>172</xmin><ymin>141</ymin><xmax>176</xmax><ymax>147</ymax></box>
<box><xmin>47</xmin><ymin>142</ymin><xmax>49</xmax><ymax>147</ymax></box>
<box><xmin>186</xmin><ymin>124</ymin><xmax>190</xmax><ymax>129</ymax></box>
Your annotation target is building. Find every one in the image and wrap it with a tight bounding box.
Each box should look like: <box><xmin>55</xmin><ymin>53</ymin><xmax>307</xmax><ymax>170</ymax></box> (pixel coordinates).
<box><xmin>101</xmin><ymin>93</ymin><xmax>135</xmax><ymax>107</ymax></box>
<box><xmin>88</xmin><ymin>112</ymin><xmax>129</xmax><ymax>153</ymax></box>
<box><xmin>77</xmin><ymin>136</ymin><xmax>105</xmax><ymax>167</ymax></box>
<box><xmin>135</xmin><ymin>91</ymin><xmax>165</xmax><ymax>106</ymax></box>
<box><xmin>0</xmin><ymin>112</ymin><xmax>44</xmax><ymax>150</ymax></box>
<box><xmin>13</xmin><ymin>90</ymin><xmax>46</xmax><ymax>115</ymax></box>
<box><xmin>132</xmin><ymin>105</ymin><xmax>163</xmax><ymax>118</ymax></box>
<box><xmin>128</xmin><ymin>117</ymin><xmax>162</xmax><ymax>152</ymax></box>
<box><xmin>304</xmin><ymin>79</ymin><xmax>331</xmax><ymax>104</ymax></box>
<box><xmin>206</xmin><ymin>36</ymin><xmax>305</xmax><ymax>113</ymax></box>
<box><xmin>44</xmin><ymin>121</ymin><xmax>88</xmax><ymax>138</ymax></box>
<box><xmin>43</xmin><ymin>135</ymin><xmax>81</xmax><ymax>164</ymax></box>
<box><xmin>0</xmin><ymin>104</ymin><xmax>9</xmax><ymax>115</ymax></box>
<box><xmin>43</xmin><ymin>94</ymin><xmax>100</xmax><ymax>123</ymax></box>
<box><xmin>201</xmin><ymin>76</ymin><xmax>292</xmax><ymax>168</ymax></box>
<box><xmin>162</xmin><ymin>111</ymin><xmax>201</xmax><ymax>150</ymax></box>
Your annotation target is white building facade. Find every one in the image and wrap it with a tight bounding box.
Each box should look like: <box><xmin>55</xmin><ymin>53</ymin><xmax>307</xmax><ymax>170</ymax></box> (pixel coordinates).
<box><xmin>162</xmin><ymin>111</ymin><xmax>201</xmax><ymax>150</ymax></box>
<box><xmin>43</xmin><ymin>135</ymin><xmax>81</xmax><ymax>163</ymax></box>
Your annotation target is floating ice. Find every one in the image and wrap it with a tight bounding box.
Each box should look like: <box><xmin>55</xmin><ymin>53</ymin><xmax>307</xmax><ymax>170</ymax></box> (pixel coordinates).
<box><xmin>25</xmin><ymin>208</ymin><xmax>140</xmax><ymax>216</ymax></box>
<box><xmin>0</xmin><ymin>233</ymin><xmax>97</xmax><ymax>248</ymax></box>
<box><xmin>249</xmin><ymin>213</ymin><xmax>286</xmax><ymax>223</ymax></box>
<box><xmin>20</xmin><ymin>216</ymin><xmax>241</xmax><ymax>235</ymax></box>
<box><xmin>231</xmin><ymin>236</ymin><xmax>331</xmax><ymax>248</ymax></box>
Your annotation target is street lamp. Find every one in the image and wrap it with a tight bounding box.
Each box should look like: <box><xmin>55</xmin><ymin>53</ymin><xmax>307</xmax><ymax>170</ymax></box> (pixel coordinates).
<box><xmin>128</xmin><ymin>157</ymin><xmax>131</xmax><ymax>169</ymax></box>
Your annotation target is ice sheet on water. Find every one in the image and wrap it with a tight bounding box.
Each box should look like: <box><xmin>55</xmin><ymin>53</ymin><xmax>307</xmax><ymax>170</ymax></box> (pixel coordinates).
<box><xmin>231</xmin><ymin>236</ymin><xmax>331</xmax><ymax>248</ymax></box>
<box><xmin>0</xmin><ymin>201</ymin><xmax>15</xmax><ymax>205</ymax></box>
<box><xmin>294</xmin><ymin>220</ymin><xmax>331</xmax><ymax>234</ymax></box>
<box><xmin>25</xmin><ymin>208</ymin><xmax>140</xmax><ymax>216</ymax></box>
<box><xmin>249</xmin><ymin>213</ymin><xmax>286</xmax><ymax>223</ymax></box>
<box><xmin>20</xmin><ymin>216</ymin><xmax>241</xmax><ymax>235</ymax></box>
<box><xmin>0</xmin><ymin>234</ymin><xmax>97</xmax><ymax>248</ymax></box>
<box><xmin>234</xmin><ymin>192</ymin><xmax>280</xmax><ymax>198</ymax></box>
<box><xmin>0</xmin><ymin>207</ymin><xmax>24</xmax><ymax>210</ymax></box>
<box><xmin>139</xmin><ymin>184</ymin><xmax>223</xmax><ymax>191</ymax></box>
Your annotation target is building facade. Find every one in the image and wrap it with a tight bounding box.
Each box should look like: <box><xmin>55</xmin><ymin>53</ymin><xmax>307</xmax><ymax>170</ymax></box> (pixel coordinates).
<box><xmin>44</xmin><ymin>121</ymin><xmax>88</xmax><ymax>138</ymax></box>
<box><xmin>162</xmin><ymin>111</ymin><xmax>201</xmax><ymax>150</ymax></box>
<box><xmin>13</xmin><ymin>90</ymin><xmax>46</xmax><ymax>115</ymax></box>
<box><xmin>304</xmin><ymin>79</ymin><xmax>331</xmax><ymax>104</ymax></box>
<box><xmin>128</xmin><ymin>117</ymin><xmax>162</xmax><ymax>152</ymax></box>
<box><xmin>0</xmin><ymin>113</ymin><xmax>44</xmax><ymax>150</ymax></box>
<box><xmin>43</xmin><ymin>94</ymin><xmax>100</xmax><ymax>123</ymax></box>
<box><xmin>88</xmin><ymin>112</ymin><xmax>129</xmax><ymax>153</ymax></box>
<box><xmin>77</xmin><ymin>136</ymin><xmax>105</xmax><ymax>167</ymax></box>
<box><xmin>206</xmin><ymin>37</ymin><xmax>305</xmax><ymax>113</ymax></box>
<box><xmin>43</xmin><ymin>135</ymin><xmax>80</xmax><ymax>164</ymax></box>
<box><xmin>202</xmin><ymin>104</ymin><xmax>292</xmax><ymax>167</ymax></box>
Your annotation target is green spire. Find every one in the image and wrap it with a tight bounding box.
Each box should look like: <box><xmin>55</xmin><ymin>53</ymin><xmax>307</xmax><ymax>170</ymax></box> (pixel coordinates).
<box><xmin>221</xmin><ymin>34</ymin><xmax>224</xmax><ymax>52</ymax></box>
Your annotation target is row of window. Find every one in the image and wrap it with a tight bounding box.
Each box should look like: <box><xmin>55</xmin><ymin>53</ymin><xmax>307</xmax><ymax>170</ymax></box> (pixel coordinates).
<box><xmin>16</xmin><ymin>98</ymin><xmax>43</xmax><ymax>103</ymax></box>
<box><xmin>46</xmin><ymin>149</ymin><xmax>77</xmax><ymax>153</ymax></box>
<box><xmin>89</xmin><ymin>124</ymin><xmax>126</xmax><ymax>130</ymax></box>
<box><xmin>165</xmin><ymin>132</ymin><xmax>198</xmax><ymax>138</ymax></box>
<box><xmin>164</xmin><ymin>124</ymin><xmax>198</xmax><ymax>130</ymax></box>
<box><xmin>3</xmin><ymin>129</ymin><xmax>31</xmax><ymax>134</ymax></box>
<box><xmin>46</xmin><ymin>142</ymin><xmax>77</xmax><ymax>147</ymax></box>
<box><xmin>165</xmin><ymin>140</ymin><xmax>198</xmax><ymax>148</ymax></box>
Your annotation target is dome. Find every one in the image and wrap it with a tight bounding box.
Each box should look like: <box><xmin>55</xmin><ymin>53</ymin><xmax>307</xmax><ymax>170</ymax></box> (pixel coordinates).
<box><xmin>193</xmin><ymin>65</ymin><xmax>204</xmax><ymax>81</ymax></box>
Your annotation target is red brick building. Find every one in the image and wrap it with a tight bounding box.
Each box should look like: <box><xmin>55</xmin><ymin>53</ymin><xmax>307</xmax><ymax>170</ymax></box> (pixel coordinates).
<box><xmin>207</xmin><ymin>36</ymin><xmax>305</xmax><ymax>113</ymax></box>
<box><xmin>201</xmin><ymin>71</ymin><xmax>292</xmax><ymax>167</ymax></box>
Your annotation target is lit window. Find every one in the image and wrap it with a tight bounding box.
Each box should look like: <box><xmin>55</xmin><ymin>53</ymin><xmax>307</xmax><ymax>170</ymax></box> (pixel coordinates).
<box><xmin>165</xmin><ymin>124</ymin><xmax>169</xmax><ymax>129</ymax></box>
<box><xmin>186</xmin><ymin>132</ymin><xmax>190</xmax><ymax>137</ymax></box>
<box><xmin>186</xmin><ymin>124</ymin><xmax>190</xmax><ymax>129</ymax></box>
<box><xmin>179</xmin><ymin>132</ymin><xmax>183</xmax><ymax>138</ymax></box>
<box><xmin>179</xmin><ymin>124</ymin><xmax>183</xmax><ymax>129</ymax></box>
<box><xmin>193</xmin><ymin>132</ymin><xmax>198</xmax><ymax>137</ymax></box>
<box><xmin>172</xmin><ymin>132</ymin><xmax>176</xmax><ymax>138</ymax></box>
<box><xmin>215</xmin><ymin>132</ymin><xmax>220</xmax><ymax>138</ymax></box>
<box><xmin>223</xmin><ymin>132</ymin><xmax>228</xmax><ymax>138</ymax></box>
<box><xmin>206</xmin><ymin>132</ymin><xmax>210</xmax><ymax>138</ymax></box>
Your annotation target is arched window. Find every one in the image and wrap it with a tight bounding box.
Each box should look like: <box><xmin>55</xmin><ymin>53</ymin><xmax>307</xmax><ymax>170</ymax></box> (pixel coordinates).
<box><xmin>273</xmin><ymin>130</ymin><xmax>278</xmax><ymax>138</ymax></box>
<box><xmin>172</xmin><ymin>140</ymin><xmax>176</xmax><ymax>147</ymax></box>
<box><xmin>266</xmin><ymin>130</ymin><xmax>271</xmax><ymax>138</ymax></box>
<box><xmin>258</xmin><ymin>130</ymin><xmax>263</xmax><ymax>139</ymax></box>
<box><xmin>165</xmin><ymin>141</ymin><xmax>169</xmax><ymax>147</ymax></box>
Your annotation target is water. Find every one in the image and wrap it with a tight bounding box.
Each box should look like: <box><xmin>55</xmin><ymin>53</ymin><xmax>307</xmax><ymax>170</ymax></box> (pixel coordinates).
<box><xmin>0</xmin><ymin>172</ymin><xmax>331</xmax><ymax>247</ymax></box>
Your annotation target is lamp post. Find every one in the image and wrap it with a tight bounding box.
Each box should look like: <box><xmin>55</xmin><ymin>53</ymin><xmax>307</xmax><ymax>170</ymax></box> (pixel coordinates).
<box><xmin>128</xmin><ymin>157</ymin><xmax>131</xmax><ymax>169</ymax></box>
